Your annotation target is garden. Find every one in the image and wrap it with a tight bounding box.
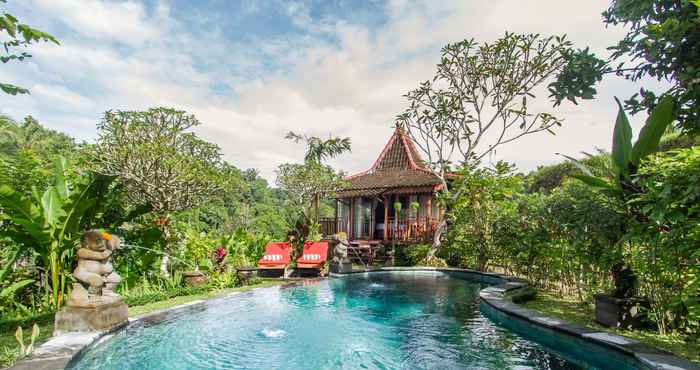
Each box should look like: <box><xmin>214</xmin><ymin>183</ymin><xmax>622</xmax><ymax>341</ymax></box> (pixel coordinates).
<box><xmin>1</xmin><ymin>0</ymin><xmax>699</xmax><ymax>368</ymax></box>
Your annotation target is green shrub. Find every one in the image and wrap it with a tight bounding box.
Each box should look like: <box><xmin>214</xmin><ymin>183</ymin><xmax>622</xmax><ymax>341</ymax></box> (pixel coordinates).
<box><xmin>395</xmin><ymin>244</ymin><xmax>431</xmax><ymax>266</ymax></box>
<box><xmin>418</xmin><ymin>256</ymin><xmax>448</xmax><ymax>268</ymax></box>
<box><xmin>627</xmin><ymin>147</ymin><xmax>700</xmax><ymax>335</ymax></box>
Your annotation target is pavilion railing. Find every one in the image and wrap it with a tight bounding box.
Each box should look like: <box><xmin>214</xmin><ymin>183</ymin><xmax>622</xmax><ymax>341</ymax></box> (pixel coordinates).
<box><xmin>386</xmin><ymin>217</ymin><xmax>436</xmax><ymax>243</ymax></box>
<box><xmin>329</xmin><ymin>216</ymin><xmax>437</xmax><ymax>242</ymax></box>
<box><xmin>319</xmin><ymin>217</ymin><xmax>337</xmax><ymax>237</ymax></box>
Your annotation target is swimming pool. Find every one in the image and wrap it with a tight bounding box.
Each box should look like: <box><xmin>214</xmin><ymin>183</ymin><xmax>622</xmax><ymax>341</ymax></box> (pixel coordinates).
<box><xmin>68</xmin><ymin>272</ymin><xmax>628</xmax><ymax>369</ymax></box>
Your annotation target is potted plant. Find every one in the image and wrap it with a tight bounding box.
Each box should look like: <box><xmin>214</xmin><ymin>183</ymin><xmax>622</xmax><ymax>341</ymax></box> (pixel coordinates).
<box><xmin>566</xmin><ymin>97</ymin><xmax>674</xmax><ymax>329</ymax></box>
<box><xmin>183</xmin><ymin>260</ymin><xmax>210</xmax><ymax>287</ymax></box>
<box><xmin>393</xmin><ymin>201</ymin><xmax>402</xmax><ymax>238</ymax></box>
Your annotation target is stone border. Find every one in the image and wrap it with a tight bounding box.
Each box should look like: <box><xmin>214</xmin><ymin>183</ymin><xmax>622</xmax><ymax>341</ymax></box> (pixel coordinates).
<box><xmin>331</xmin><ymin>267</ymin><xmax>699</xmax><ymax>370</ymax></box>
<box><xmin>6</xmin><ymin>281</ymin><xmax>308</xmax><ymax>370</ymax></box>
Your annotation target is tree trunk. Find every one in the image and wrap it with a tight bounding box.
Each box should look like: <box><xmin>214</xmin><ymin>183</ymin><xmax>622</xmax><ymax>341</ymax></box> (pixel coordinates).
<box><xmin>426</xmin><ymin>177</ymin><xmax>458</xmax><ymax>259</ymax></box>
<box><xmin>427</xmin><ymin>218</ymin><xmax>447</xmax><ymax>258</ymax></box>
<box><xmin>314</xmin><ymin>193</ymin><xmax>319</xmax><ymax>224</ymax></box>
<box><xmin>159</xmin><ymin>216</ymin><xmax>173</xmax><ymax>277</ymax></box>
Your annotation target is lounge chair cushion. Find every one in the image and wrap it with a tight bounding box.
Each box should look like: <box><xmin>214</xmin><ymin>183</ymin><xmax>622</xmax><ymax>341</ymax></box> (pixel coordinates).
<box><xmin>296</xmin><ymin>241</ymin><xmax>329</xmax><ymax>267</ymax></box>
<box><xmin>258</xmin><ymin>242</ymin><xmax>291</xmax><ymax>266</ymax></box>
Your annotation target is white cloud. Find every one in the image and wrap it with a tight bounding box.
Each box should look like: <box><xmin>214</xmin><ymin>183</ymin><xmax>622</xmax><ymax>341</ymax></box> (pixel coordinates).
<box><xmin>2</xmin><ymin>0</ymin><xmax>667</xmax><ymax>183</ymax></box>
<box><xmin>32</xmin><ymin>84</ymin><xmax>96</xmax><ymax>111</ymax></box>
<box><xmin>29</xmin><ymin>0</ymin><xmax>161</xmax><ymax>46</ymax></box>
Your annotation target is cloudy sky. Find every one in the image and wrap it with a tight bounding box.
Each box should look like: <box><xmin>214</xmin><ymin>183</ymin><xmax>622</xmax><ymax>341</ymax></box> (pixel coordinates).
<box><xmin>2</xmin><ymin>0</ymin><xmax>665</xmax><ymax>182</ymax></box>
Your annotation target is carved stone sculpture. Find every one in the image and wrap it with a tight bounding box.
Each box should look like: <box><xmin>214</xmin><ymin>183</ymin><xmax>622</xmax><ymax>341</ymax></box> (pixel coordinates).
<box><xmin>55</xmin><ymin>230</ymin><xmax>128</xmax><ymax>335</ymax></box>
<box><xmin>330</xmin><ymin>232</ymin><xmax>352</xmax><ymax>273</ymax></box>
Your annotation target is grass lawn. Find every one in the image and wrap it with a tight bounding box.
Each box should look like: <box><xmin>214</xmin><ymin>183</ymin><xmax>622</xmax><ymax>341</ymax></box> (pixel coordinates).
<box><xmin>0</xmin><ymin>278</ymin><xmax>287</xmax><ymax>368</ymax></box>
<box><xmin>522</xmin><ymin>292</ymin><xmax>700</xmax><ymax>365</ymax></box>
<box><xmin>128</xmin><ymin>279</ymin><xmax>286</xmax><ymax>317</ymax></box>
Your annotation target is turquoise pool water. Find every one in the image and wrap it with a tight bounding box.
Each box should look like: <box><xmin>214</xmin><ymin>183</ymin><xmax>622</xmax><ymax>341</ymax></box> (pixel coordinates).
<box><xmin>69</xmin><ymin>272</ymin><xmax>603</xmax><ymax>369</ymax></box>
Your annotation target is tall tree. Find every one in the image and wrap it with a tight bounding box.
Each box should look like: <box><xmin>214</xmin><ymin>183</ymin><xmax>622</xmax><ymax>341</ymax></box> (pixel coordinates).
<box><xmin>94</xmin><ymin>107</ymin><xmax>224</xmax><ymax>275</ymax></box>
<box><xmin>396</xmin><ymin>33</ymin><xmax>571</xmax><ymax>258</ymax></box>
<box><xmin>1</xmin><ymin>0</ymin><xmax>59</xmax><ymax>95</ymax></box>
<box><xmin>284</xmin><ymin>131</ymin><xmax>351</xmax><ymax>222</ymax></box>
<box><xmin>275</xmin><ymin>162</ymin><xmax>345</xmax><ymax>237</ymax></box>
<box><xmin>550</xmin><ymin>0</ymin><xmax>700</xmax><ymax>133</ymax></box>
<box><xmin>0</xmin><ymin>115</ymin><xmax>76</xmax><ymax>196</ymax></box>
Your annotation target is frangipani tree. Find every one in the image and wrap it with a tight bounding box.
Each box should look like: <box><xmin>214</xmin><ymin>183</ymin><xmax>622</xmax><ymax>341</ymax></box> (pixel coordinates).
<box><xmin>94</xmin><ymin>107</ymin><xmax>224</xmax><ymax>275</ymax></box>
<box><xmin>396</xmin><ymin>32</ymin><xmax>572</xmax><ymax>258</ymax></box>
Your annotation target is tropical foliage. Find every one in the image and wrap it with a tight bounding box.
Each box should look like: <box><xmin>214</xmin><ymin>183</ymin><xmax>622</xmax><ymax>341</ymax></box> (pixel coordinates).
<box><xmin>0</xmin><ymin>157</ymin><xmax>119</xmax><ymax>308</ymax></box>
<box><xmin>551</xmin><ymin>0</ymin><xmax>700</xmax><ymax>132</ymax></box>
<box><xmin>0</xmin><ymin>113</ymin><xmax>291</xmax><ymax>324</ymax></box>
<box><xmin>0</xmin><ymin>0</ymin><xmax>59</xmax><ymax>95</ymax></box>
<box><xmin>438</xmin><ymin>121</ymin><xmax>698</xmax><ymax>339</ymax></box>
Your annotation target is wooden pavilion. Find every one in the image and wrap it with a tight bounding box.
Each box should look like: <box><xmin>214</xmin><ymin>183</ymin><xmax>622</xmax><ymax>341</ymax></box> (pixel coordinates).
<box><xmin>328</xmin><ymin>127</ymin><xmax>443</xmax><ymax>248</ymax></box>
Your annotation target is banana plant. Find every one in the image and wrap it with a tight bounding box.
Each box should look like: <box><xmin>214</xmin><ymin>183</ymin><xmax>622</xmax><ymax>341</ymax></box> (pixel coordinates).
<box><xmin>0</xmin><ymin>156</ymin><xmax>117</xmax><ymax>307</ymax></box>
<box><xmin>565</xmin><ymin>96</ymin><xmax>675</xmax><ymax>194</ymax></box>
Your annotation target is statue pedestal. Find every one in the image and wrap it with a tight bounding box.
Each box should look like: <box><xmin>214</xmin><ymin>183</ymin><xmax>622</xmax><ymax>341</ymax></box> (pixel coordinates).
<box><xmin>54</xmin><ymin>296</ymin><xmax>128</xmax><ymax>336</ymax></box>
<box><xmin>330</xmin><ymin>260</ymin><xmax>353</xmax><ymax>273</ymax></box>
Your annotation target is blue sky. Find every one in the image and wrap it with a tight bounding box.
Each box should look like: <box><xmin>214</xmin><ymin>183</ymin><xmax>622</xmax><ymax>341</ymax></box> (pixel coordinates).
<box><xmin>2</xmin><ymin>0</ymin><xmax>664</xmax><ymax>182</ymax></box>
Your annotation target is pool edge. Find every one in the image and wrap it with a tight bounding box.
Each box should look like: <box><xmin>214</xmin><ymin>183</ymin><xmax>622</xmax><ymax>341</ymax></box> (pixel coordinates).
<box><xmin>330</xmin><ymin>267</ymin><xmax>699</xmax><ymax>370</ymax></box>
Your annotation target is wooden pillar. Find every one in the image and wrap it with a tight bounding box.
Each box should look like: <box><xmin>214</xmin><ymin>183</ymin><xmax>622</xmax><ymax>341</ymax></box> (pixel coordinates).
<box><xmin>427</xmin><ymin>194</ymin><xmax>433</xmax><ymax>222</ymax></box>
<box><xmin>369</xmin><ymin>198</ymin><xmax>376</xmax><ymax>240</ymax></box>
<box><xmin>349</xmin><ymin>198</ymin><xmax>355</xmax><ymax>239</ymax></box>
<box><xmin>383</xmin><ymin>196</ymin><xmax>389</xmax><ymax>240</ymax></box>
<box><xmin>334</xmin><ymin>199</ymin><xmax>339</xmax><ymax>235</ymax></box>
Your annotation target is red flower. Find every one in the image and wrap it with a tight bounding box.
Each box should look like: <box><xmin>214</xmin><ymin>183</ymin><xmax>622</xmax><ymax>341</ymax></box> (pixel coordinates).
<box><xmin>215</xmin><ymin>246</ymin><xmax>227</xmax><ymax>262</ymax></box>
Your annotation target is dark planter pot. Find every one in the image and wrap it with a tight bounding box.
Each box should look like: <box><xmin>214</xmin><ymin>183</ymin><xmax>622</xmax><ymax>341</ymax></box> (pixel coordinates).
<box><xmin>594</xmin><ymin>294</ymin><xmax>649</xmax><ymax>329</ymax></box>
<box><xmin>183</xmin><ymin>271</ymin><xmax>208</xmax><ymax>287</ymax></box>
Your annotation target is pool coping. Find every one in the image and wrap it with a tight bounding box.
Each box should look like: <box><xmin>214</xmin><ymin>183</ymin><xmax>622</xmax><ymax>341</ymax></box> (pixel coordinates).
<box><xmin>330</xmin><ymin>267</ymin><xmax>699</xmax><ymax>370</ymax></box>
<box><xmin>4</xmin><ymin>281</ymin><xmax>310</xmax><ymax>370</ymax></box>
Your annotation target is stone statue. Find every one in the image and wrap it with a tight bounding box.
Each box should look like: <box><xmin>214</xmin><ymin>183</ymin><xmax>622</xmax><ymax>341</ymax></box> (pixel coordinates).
<box><xmin>330</xmin><ymin>232</ymin><xmax>352</xmax><ymax>273</ymax></box>
<box><xmin>68</xmin><ymin>231</ymin><xmax>122</xmax><ymax>305</ymax></box>
<box><xmin>55</xmin><ymin>230</ymin><xmax>128</xmax><ymax>335</ymax></box>
<box><xmin>332</xmin><ymin>234</ymin><xmax>349</xmax><ymax>263</ymax></box>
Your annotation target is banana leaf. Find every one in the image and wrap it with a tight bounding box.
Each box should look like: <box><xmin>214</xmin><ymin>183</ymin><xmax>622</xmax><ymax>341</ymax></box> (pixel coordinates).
<box><xmin>611</xmin><ymin>97</ymin><xmax>633</xmax><ymax>177</ymax></box>
<box><xmin>630</xmin><ymin>96</ymin><xmax>675</xmax><ymax>166</ymax></box>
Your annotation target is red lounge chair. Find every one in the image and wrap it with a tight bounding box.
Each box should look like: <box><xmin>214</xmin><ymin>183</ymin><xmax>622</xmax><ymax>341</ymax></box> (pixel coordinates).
<box><xmin>257</xmin><ymin>242</ymin><xmax>292</xmax><ymax>271</ymax></box>
<box><xmin>296</xmin><ymin>241</ymin><xmax>329</xmax><ymax>276</ymax></box>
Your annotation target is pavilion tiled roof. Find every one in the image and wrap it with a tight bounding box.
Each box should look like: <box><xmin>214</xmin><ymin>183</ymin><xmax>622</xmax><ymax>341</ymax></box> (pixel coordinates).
<box><xmin>336</xmin><ymin>127</ymin><xmax>442</xmax><ymax>198</ymax></box>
